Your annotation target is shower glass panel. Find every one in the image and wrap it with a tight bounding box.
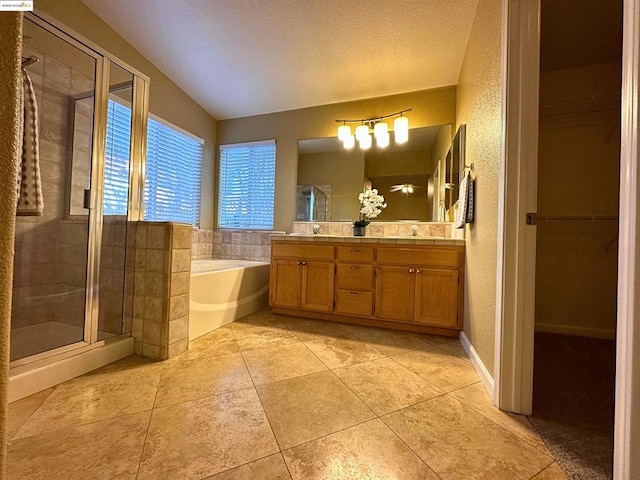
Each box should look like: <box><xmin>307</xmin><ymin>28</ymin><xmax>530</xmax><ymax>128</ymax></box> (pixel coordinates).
<box><xmin>97</xmin><ymin>64</ymin><xmax>135</xmax><ymax>340</ymax></box>
<box><xmin>11</xmin><ymin>17</ymin><xmax>97</xmax><ymax>361</ymax></box>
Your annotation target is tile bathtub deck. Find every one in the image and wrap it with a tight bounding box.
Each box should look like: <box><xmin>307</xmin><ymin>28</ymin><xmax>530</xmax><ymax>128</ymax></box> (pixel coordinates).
<box><xmin>7</xmin><ymin>309</ymin><xmax>567</xmax><ymax>480</ymax></box>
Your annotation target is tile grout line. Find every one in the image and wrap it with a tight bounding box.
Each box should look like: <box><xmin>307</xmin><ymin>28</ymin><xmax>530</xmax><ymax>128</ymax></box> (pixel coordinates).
<box><xmin>134</xmin><ymin>360</ymin><xmax>165</xmax><ymax>480</ymax></box>
<box><xmin>445</xmin><ymin>387</ymin><xmax>556</xmax><ymax>458</ymax></box>
<box><xmin>233</xmin><ymin>326</ymin><xmax>294</xmax><ymax>479</ymax></box>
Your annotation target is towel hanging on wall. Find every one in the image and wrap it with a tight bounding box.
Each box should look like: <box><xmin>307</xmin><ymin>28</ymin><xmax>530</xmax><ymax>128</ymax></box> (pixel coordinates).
<box><xmin>16</xmin><ymin>68</ymin><xmax>44</xmax><ymax>216</ymax></box>
<box><xmin>455</xmin><ymin>170</ymin><xmax>474</xmax><ymax>229</ymax></box>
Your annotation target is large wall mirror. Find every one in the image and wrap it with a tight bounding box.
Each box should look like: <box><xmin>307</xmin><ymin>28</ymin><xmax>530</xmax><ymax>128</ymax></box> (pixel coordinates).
<box><xmin>297</xmin><ymin>124</ymin><xmax>452</xmax><ymax>222</ymax></box>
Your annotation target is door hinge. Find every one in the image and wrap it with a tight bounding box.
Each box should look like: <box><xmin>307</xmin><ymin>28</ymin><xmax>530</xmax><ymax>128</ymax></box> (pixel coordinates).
<box><xmin>526</xmin><ymin>212</ymin><xmax>537</xmax><ymax>225</ymax></box>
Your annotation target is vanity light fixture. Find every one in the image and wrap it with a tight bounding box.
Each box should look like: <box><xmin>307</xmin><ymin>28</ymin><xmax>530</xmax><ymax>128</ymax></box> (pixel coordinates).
<box><xmin>335</xmin><ymin>108</ymin><xmax>412</xmax><ymax>150</ymax></box>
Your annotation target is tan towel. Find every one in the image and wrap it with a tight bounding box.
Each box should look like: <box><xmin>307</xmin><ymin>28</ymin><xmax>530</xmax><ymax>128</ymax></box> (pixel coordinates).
<box><xmin>16</xmin><ymin>68</ymin><xmax>44</xmax><ymax>216</ymax></box>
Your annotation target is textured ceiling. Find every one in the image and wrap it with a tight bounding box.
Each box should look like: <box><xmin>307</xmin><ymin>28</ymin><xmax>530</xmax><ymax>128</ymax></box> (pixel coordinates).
<box><xmin>81</xmin><ymin>0</ymin><xmax>479</xmax><ymax>120</ymax></box>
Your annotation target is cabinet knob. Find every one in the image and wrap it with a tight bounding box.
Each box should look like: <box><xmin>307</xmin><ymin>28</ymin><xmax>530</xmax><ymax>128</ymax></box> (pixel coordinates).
<box><xmin>416</xmin><ymin>269</ymin><xmax>421</xmax><ymax>274</ymax></box>
<box><xmin>409</xmin><ymin>268</ymin><xmax>415</xmax><ymax>273</ymax></box>
<box><xmin>301</xmin><ymin>261</ymin><xmax>307</xmax><ymax>266</ymax></box>
<box><xmin>349</xmin><ymin>265</ymin><xmax>360</xmax><ymax>270</ymax></box>
<box><xmin>349</xmin><ymin>248</ymin><xmax>361</xmax><ymax>252</ymax></box>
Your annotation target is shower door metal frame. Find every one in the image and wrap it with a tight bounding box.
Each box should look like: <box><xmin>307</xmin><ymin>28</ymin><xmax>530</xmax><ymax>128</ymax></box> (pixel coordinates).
<box><xmin>10</xmin><ymin>12</ymin><xmax>149</xmax><ymax>370</ymax></box>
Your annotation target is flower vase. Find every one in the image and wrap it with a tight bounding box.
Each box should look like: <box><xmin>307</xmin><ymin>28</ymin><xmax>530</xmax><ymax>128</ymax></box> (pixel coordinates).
<box><xmin>353</xmin><ymin>226</ymin><xmax>366</xmax><ymax>237</ymax></box>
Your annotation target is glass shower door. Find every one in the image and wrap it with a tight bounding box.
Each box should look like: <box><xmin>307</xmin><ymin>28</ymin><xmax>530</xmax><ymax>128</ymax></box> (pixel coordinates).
<box><xmin>10</xmin><ymin>17</ymin><xmax>98</xmax><ymax>361</ymax></box>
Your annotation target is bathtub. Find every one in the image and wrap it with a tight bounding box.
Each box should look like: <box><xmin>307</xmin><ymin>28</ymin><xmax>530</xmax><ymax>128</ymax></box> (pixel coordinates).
<box><xmin>189</xmin><ymin>259</ymin><xmax>270</xmax><ymax>340</ymax></box>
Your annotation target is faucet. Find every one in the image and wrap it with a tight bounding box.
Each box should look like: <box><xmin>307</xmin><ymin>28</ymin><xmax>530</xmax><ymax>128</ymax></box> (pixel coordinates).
<box><xmin>411</xmin><ymin>225</ymin><xmax>418</xmax><ymax>236</ymax></box>
<box><xmin>313</xmin><ymin>224</ymin><xmax>321</xmax><ymax>234</ymax></box>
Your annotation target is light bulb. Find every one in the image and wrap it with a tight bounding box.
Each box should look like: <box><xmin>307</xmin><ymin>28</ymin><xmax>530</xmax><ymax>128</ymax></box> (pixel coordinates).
<box><xmin>376</xmin><ymin>131</ymin><xmax>390</xmax><ymax>148</ymax></box>
<box><xmin>343</xmin><ymin>134</ymin><xmax>355</xmax><ymax>149</ymax></box>
<box><xmin>338</xmin><ymin>124</ymin><xmax>351</xmax><ymax>141</ymax></box>
<box><xmin>355</xmin><ymin>124</ymin><xmax>369</xmax><ymax>140</ymax></box>
<box><xmin>374</xmin><ymin>122</ymin><xmax>388</xmax><ymax>138</ymax></box>
<box><xmin>394</xmin><ymin>116</ymin><xmax>409</xmax><ymax>143</ymax></box>
<box><xmin>359</xmin><ymin>133</ymin><xmax>372</xmax><ymax>149</ymax></box>
<box><xmin>408</xmin><ymin>185</ymin><xmax>414</xmax><ymax>193</ymax></box>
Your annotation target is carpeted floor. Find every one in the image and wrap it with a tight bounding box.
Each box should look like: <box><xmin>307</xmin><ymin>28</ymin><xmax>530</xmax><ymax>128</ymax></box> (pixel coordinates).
<box><xmin>529</xmin><ymin>332</ymin><xmax>616</xmax><ymax>480</ymax></box>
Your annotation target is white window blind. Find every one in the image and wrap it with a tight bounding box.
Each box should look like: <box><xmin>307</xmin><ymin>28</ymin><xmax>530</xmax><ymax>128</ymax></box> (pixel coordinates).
<box><xmin>144</xmin><ymin>117</ymin><xmax>203</xmax><ymax>225</ymax></box>
<box><xmin>218</xmin><ymin>140</ymin><xmax>276</xmax><ymax>229</ymax></box>
<box><xmin>102</xmin><ymin>98</ymin><xmax>204</xmax><ymax>225</ymax></box>
<box><xmin>103</xmin><ymin>99</ymin><xmax>132</xmax><ymax>216</ymax></box>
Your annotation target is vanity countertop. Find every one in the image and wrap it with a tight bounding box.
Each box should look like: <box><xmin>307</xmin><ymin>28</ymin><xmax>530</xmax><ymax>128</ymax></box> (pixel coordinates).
<box><xmin>274</xmin><ymin>233</ymin><xmax>465</xmax><ymax>246</ymax></box>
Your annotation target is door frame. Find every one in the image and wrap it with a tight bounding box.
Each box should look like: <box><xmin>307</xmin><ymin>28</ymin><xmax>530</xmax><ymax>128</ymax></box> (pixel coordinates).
<box><xmin>495</xmin><ymin>0</ymin><xmax>640</xmax><ymax>477</ymax></box>
<box><xmin>614</xmin><ymin>1</ymin><xmax>640</xmax><ymax>476</ymax></box>
<box><xmin>494</xmin><ymin>0</ymin><xmax>540</xmax><ymax>416</ymax></box>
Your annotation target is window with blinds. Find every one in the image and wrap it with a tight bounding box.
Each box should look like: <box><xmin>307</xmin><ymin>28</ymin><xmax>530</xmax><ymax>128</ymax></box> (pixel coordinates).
<box><xmin>104</xmin><ymin>99</ymin><xmax>132</xmax><ymax>216</ymax></box>
<box><xmin>218</xmin><ymin>140</ymin><xmax>276</xmax><ymax>230</ymax></box>
<box><xmin>102</xmin><ymin>98</ymin><xmax>204</xmax><ymax>225</ymax></box>
<box><xmin>144</xmin><ymin>117</ymin><xmax>203</xmax><ymax>225</ymax></box>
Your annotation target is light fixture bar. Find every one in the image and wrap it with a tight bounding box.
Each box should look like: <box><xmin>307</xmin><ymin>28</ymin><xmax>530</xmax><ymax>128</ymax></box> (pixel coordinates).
<box><xmin>334</xmin><ymin>108</ymin><xmax>413</xmax><ymax>126</ymax></box>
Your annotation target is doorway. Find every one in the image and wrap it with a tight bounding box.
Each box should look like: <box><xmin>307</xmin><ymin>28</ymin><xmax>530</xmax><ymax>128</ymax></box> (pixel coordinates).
<box><xmin>528</xmin><ymin>1</ymin><xmax>622</xmax><ymax>478</ymax></box>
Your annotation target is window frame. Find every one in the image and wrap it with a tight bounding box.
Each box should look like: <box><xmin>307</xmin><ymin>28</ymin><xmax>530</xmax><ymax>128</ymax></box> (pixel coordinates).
<box><xmin>217</xmin><ymin>139</ymin><xmax>276</xmax><ymax>230</ymax></box>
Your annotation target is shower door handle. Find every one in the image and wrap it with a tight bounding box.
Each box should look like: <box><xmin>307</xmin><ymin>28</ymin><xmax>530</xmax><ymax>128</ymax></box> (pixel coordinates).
<box><xmin>83</xmin><ymin>189</ymin><xmax>93</xmax><ymax>210</ymax></box>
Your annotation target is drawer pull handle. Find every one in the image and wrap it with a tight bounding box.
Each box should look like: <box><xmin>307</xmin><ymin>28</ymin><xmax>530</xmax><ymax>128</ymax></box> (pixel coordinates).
<box><xmin>348</xmin><ymin>292</ymin><xmax>359</xmax><ymax>296</ymax></box>
<box><xmin>349</xmin><ymin>265</ymin><xmax>360</xmax><ymax>270</ymax></box>
<box><xmin>349</xmin><ymin>248</ymin><xmax>361</xmax><ymax>252</ymax></box>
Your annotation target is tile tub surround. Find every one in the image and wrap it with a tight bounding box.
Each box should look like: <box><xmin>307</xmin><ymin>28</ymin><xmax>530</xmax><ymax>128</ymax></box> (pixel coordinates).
<box><xmin>292</xmin><ymin>221</ymin><xmax>453</xmax><ymax>238</ymax></box>
<box><xmin>213</xmin><ymin>230</ymin><xmax>285</xmax><ymax>262</ymax></box>
<box><xmin>131</xmin><ymin>222</ymin><xmax>192</xmax><ymax>360</ymax></box>
<box><xmin>7</xmin><ymin>309</ymin><xmax>564</xmax><ymax>479</ymax></box>
<box><xmin>191</xmin><ymin>227</ymin><xmax>214</xmax><ymax>260</ymax></box>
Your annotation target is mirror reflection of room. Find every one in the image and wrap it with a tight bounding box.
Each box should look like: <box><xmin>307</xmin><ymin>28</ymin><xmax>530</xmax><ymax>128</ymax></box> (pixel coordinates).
<box><xmin>297</xmin><ymin>124</ymin><xmax>452</xmax><ymax>222</ymax></box>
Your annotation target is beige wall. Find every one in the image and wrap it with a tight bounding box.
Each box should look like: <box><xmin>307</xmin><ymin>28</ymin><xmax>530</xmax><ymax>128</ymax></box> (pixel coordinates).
<box><xmin>535</xmin><ymin>61</ymin><xmax>621</xmax><ymax>338</ymax></box>
<box><xmin>0</xmin><ymin>12</ymin><xmax>22</xmax><ymax>479</ymax></box>
<box><xmin>217</xmin><ymin>87</ymin><xmax>457</xmax><ymax>231</ymax></box>
<box><xmin>298</xmin><ymin>150</ymin><xmax>365</xmax><ymax>221</ymax></box>
<box><xmin>456</xmin><ymin>0</ymin><xmax>503</xmax><ymax>376</ymax></box>
<box><xmin>35</xmin><ymin>0</ymin><xmax>218</xmax><ymax>228</ymax></box>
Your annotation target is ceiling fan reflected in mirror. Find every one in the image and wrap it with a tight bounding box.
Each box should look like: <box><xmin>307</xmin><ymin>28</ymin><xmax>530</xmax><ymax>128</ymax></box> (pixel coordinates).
<box><xmin>390</xmin><ymin>183</ymin><xmax>424</xmax><ymax>194</ymax></box>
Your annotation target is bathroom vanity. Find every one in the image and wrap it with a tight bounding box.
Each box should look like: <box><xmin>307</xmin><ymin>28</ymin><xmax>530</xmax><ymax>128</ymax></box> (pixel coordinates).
<box><xmin>269</xmin><ymin>236</ymin><xmax>465</xmax><ymax>337</ymax></box>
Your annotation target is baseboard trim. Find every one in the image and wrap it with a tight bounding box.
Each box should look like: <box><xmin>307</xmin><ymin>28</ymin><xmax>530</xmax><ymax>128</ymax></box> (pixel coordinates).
<box><xmin>535</xmin><ymin>323</ymin><xmax>616</xmax><ymax>340</ymax></box>
<box><xmin>460</xmin><ymin>331</ymin><xmax>495</xmax><ymax>400</ymax></box>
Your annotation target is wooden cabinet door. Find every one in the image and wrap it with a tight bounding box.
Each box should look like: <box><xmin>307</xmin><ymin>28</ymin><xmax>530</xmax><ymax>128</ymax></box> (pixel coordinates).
<box><xmin>271</xmin><ymin>260</ymin><xmax>302</xmax><ymax>308</ymax></box>
<box><xmin>301</xmin><ymin>261</ymin><xmax>335</xmax><ymax>312</ymax></box>
<box><xmin>414</xmin><ymin>268</ymin><xmax>459</xmax><ymax>328</ymax></box>
<box><xmin>375</xmin><ymin>265</ymin><xmax>414</xmax><ymax>322</ymax></box>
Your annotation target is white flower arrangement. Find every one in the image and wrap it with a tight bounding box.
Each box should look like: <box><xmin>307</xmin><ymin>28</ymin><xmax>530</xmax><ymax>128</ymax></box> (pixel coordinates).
<box><xmin>354</xmin><ymin>188</ymin><xmax>387</xmax><ymax>227</ymax></box>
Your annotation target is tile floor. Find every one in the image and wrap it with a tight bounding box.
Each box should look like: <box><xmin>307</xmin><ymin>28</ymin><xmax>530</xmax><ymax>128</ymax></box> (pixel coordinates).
<box><xmin>7</xmin><ymin>309</ymin><xmax>567</xmax><ymax>480</ymax></box>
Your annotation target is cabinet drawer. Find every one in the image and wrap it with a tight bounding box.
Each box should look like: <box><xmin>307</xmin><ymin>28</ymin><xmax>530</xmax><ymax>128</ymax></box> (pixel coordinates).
<box><xmin>336</xmin><ymin>263</ymin><xmax>374</xmax><ymax>290</ymax></box>
<box><xmin>335</xmin><ymin>289</ymin><xmax>373</xmax><ymax>317</ymax></box>
<box><xmin>337</xmin><ymin>245</ymin><xmax>375</xmax><ymax>262</ymax></box>
<box><xmin>272</xmin><ymin>242</ymin><xmax>335</xmax><ymax>260</ymax></box>
<box><xmin>377</xmin><ymin>247</ymin><xmax>460</xmax><ymax>267</ymax></box>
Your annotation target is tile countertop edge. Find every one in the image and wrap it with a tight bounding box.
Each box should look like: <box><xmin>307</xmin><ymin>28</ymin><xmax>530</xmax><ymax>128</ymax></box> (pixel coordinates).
<box><xmin>271</xmin><ymin>234</ymin><xmax>465</xmax><ymax>246</ymax></box>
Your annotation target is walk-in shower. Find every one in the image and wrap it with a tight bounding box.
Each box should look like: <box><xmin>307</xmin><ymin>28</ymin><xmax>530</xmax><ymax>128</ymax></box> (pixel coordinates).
<box><xmin>10</xmin><ymin>12</ymin><xmax>149</xmax><ymax>400</ymax></box>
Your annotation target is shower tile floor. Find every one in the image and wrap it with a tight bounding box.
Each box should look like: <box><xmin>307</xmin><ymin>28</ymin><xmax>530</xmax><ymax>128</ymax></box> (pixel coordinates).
<box><xmin>7</xmin><ymin>309</ymin><xmax>566</xmax><ymax>479</ymax></box>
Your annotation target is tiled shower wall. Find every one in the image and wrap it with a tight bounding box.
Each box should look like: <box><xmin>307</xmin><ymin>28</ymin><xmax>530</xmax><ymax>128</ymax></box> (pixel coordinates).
<box><xmin>12</xmin><ymin>45</ymin><xmax>95</xmax><ymax>331</ymax></box>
